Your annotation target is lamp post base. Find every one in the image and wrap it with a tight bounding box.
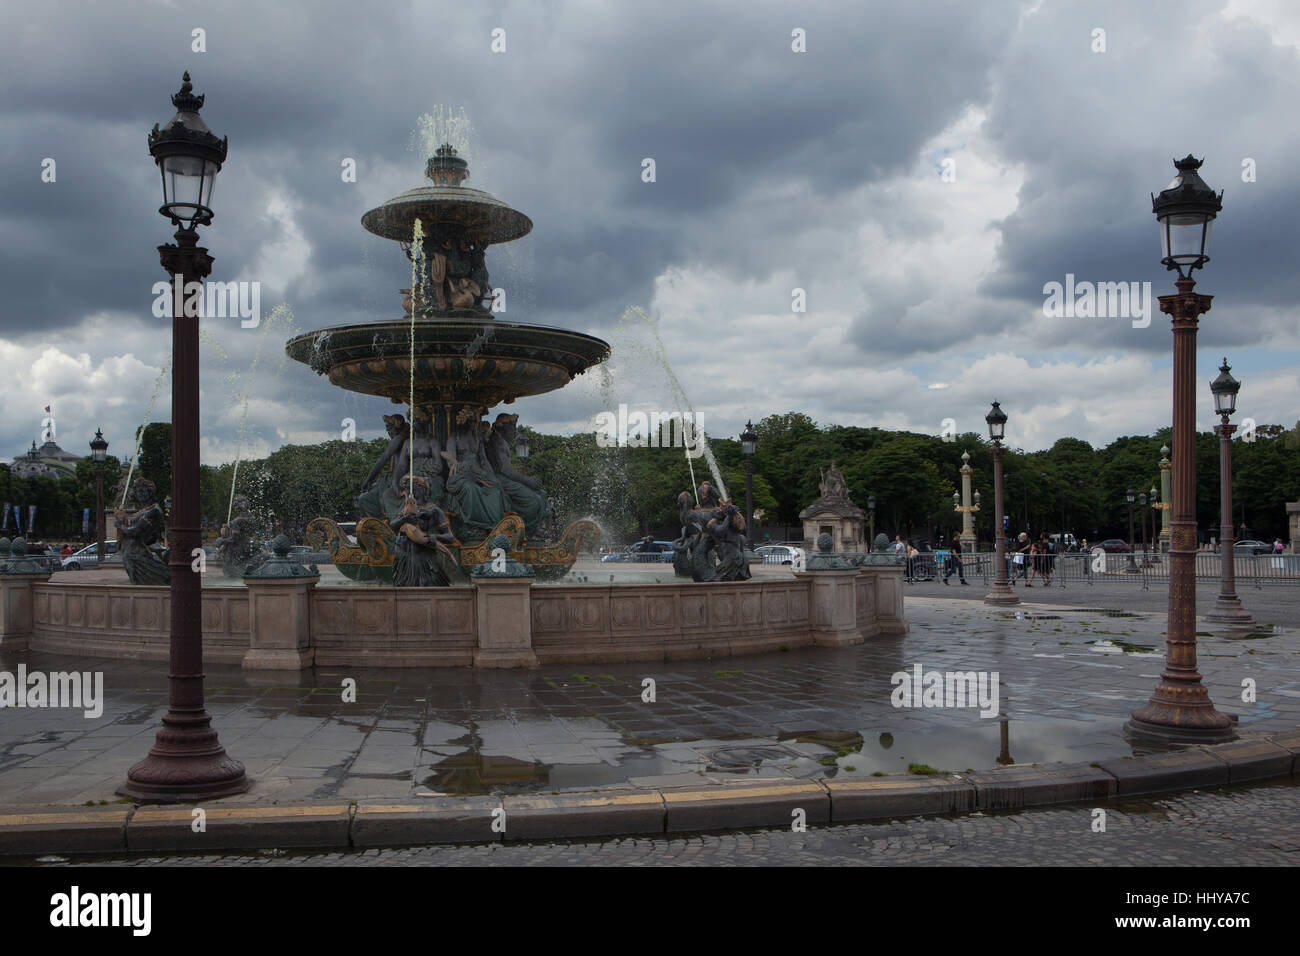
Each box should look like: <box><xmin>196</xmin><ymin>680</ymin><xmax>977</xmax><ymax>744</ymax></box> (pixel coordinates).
<box><xmin>118</xmin><ymin>717</ymin><xmax>249</xmax><ymax>803</ymax></box>
<box><xmin>984</xmin><ymin>582</ymin><xmax>1020</xmax><ymax>606</ymax></box>
<box><xmin>1124</xmin><ymin>715</ymin><xmax>1236</xmax><ymax>746</ymax></box>
<box><xmin>1204</xmin><ymin>596</ymin><xmax>1253</xmax><ymax>627</ymax></box>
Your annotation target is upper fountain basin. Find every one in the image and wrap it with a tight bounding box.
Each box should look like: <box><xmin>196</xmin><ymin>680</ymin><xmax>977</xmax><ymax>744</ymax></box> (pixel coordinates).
<box><xmin>285</xmin><ymin>317</ymin><xmax>610</xmax><ymax>407</ymax></box>
<box><xmin>361</xmin><ymin>184</ymin><xmax>533</xmax><ymax>245</ymax></box>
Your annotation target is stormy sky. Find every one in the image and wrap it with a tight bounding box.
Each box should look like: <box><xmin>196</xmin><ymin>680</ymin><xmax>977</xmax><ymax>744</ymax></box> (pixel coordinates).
<box><xmin>2</xmin><ymin>0</ymin><xmax>1298</xmax><ymax>468</ymax></box>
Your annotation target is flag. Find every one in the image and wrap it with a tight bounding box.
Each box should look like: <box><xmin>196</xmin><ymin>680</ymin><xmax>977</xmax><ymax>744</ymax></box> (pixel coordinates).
<box><xmin>1</xmin><ymin>501</ymin><xmax>8</xmax><ymax>531</ymax></box>
<box><xmin>44</xmin><ymin>405</ymin><xmax>50</xmax><ymax>413</ymax></box>
<box><xmin>82</xmin><ymin>508</ymin><xmax>90</xmax><ymax>534</ymax></box>
<box><xmin>27</xmin><ymin>505</ymin><xmax>36</xmax><ymax>535</ymax></box>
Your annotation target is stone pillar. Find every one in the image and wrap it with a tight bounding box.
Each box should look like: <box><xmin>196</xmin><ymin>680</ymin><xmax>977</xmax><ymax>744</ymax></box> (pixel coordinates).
<box><xmin>0</xmin><ymin>571</ymin><xmax>51</xmax><ymax>652</ymax></box>
<box><xmin>957</xmin><ymin>450</ymin><xmax>980</xmax><ymax>552</ymax></box>
<box><xmin>858</xmin><ymin>564</ymin><xmax>908</xmax><ymax>635</ymax></box>
<box><xmin>472</xmin><ymin>577</ymin><xmax>537</xmax><ymax>667</ymax></box>
<box><xmin>242</xmin><ymin>576</ymin><xmax>318</xmax><ymax>670</ymax></box>
<box><xmin>800</xmin><ymin>568</ymin><xmax>862</xmax><ymax>647</ymax></box>
<box><xmin>1288</xmin><ymin>502</ymin><xmax>1300</xmax><ymax>554</ymax></box>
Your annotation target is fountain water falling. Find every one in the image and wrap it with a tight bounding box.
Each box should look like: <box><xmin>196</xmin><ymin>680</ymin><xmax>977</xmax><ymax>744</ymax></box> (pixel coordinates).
<box><xmin>226</xmin><ymin>304</ymin><xmax>299</xmax><ymax>524</ymax></box>
<box><xmin>408</xmin><ymin>218</ymin><xmax>424</xmax><ymax>484</ymax></box>
<box><xmin>615</xmin><ymin>306</ymin><xmax>727</xmax><ymax>501</ymax></box>
<box><xmin>119</xmin><ymin>353</ymin><xmax>172</xmax><ymax>508</ymax></box>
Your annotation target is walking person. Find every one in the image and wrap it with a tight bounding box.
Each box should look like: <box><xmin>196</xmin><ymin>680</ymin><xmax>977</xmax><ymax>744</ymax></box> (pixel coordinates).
<box><xmin>906</xmin><ymin>539</ymin><xmax>920</xmax><ymax>583</ymax></box>
<box><xmin>1014</xmin><ymin>532</ymin><xmax>1032</xmax><ymax>586</ymax></box>
<box><xmin>944</xmin><ymin>535</ymin><xmax>968</xmax><ymax>585</ymax></box>
<box><xmin>1038</xmin><ymin>532</ymin><xmax>1055</xmax><ymax>586</ymax></box>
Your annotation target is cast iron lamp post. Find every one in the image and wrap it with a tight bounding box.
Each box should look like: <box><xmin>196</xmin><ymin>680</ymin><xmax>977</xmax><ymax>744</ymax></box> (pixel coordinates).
<box><xmin>867</xmin><ymin>494</ymin><xmax>876</xmax><ymax>551</ymax></box>
<box><xmin>1147</xmin><ymin>484</ymin><xmax>1158</xmax><ymax>566</ymax></box>
<box><xmin>1205</xmin><ymin>358</ymin><xmax>1252</xmax><ymax>626</ymax></box>
<box><xmin>120</xmin><ymin>74</ymin><xmax>248</xmax><ymax>801</ymax></box>
<box><xmin>1138</xmin><ymin>492</ymin><xmax>1149</xmax><ymax>564</ymax></box>
<box><xmin>1125</xmin><ymin>488</ymin><xmax>1138</xmax><ymax>571</ymax></box>
<box><xmin>983</xmin><ymin>402</ymin><xmax>1018</xmax><ymax>606</ymax></box>
<box><xmin>1128</xmin><ymin>156</ymin><xmax>1234</xmax><ymax>743</ymax></box>
<box><xmin>740</xmin><ymin>420</ymin><xmax>757</xmax><ymax>539</ymax></box>
<box><xmin>89</xmin><ymin>429</ymin><xmax>108</xmax><ymax>558</ymax></box>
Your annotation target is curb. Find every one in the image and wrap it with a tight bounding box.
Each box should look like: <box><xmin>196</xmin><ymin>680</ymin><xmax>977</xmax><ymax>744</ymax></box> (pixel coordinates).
<box><xmin>2</xmin><ymin>732</ymin><xmax>1296</xmax><ymax>858</ymax></box>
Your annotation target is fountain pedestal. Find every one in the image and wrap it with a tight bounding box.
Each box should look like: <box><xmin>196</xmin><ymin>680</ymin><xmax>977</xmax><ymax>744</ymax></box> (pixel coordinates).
<box><xmin>471</xmin><ymin>576</ymin><xmax>537</xmax><ymax>668</ymax></box>
<box><xmin>241</xmin><ymin>536</ymin><xmax>320</xmax><ymax>670</ymax></box>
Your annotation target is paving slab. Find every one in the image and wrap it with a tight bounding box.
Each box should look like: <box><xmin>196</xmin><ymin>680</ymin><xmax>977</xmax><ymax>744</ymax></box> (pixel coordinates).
<box><xmin>1204</xmin><ymin>738</ymin><xmax>1295</xmax><ymax>783</ymax></box>
<box><xmin>662</xmin><ymin>780</ymin><xmax>829</xmax><ymax>832</ymax></box>
<box><xmin>126</xmin><ymin>803</ymin><xmax>352</xmax><ymax>852</ymax></box>
<box><xmin>1097</xmin><ymin>748</ymin><xmax>1229</xmax><ymax>795</ymax></box>
<box><xmin>501</xmin><ymin>791</ymin><xmax>665</xmax><ymax>840</ymax></box>
<box><xmin>352</xmin><ymin>797</ymin><xmax>504</xmax><ymax>846</ymax></box>
<box><xmin>965</xmin><ymin>762</ymin><xmax>1115</xmax><ymax>809</ymax></box>
<box><xmin>0</xmin><ymin>806</ymin><xmax>130</xmax><ymax>856</ymax></box>
<box><xmin>825</xmin><ymin>775</ymin><xmax>975</xmax><ymax>821</ymax></box>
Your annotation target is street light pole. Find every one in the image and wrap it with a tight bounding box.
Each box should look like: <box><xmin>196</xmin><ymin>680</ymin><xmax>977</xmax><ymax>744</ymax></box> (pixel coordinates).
<box><xmin>121</xmin><ymin>74</ymin><xmax>248</xmax><ymax>801</ymax></box>
<box><xmin>90</xmin><ymin>429</ymin><xmax>108</xmax><ymax>562</ymax></box>
<box><xmin>867</xmin><ymin>494</ymin><xmax>876</xmax><ymax>551</ymax></box>
<box><xmin>1128</xmin><ymin>155</ymin><xmax>1234</xmax><ymax>743</ymax></box>
<box><xmin>984</xmin><ymin>402</ymin><xmax>1018</xmax><ymax>606</ymax></box>
<box><xmin>740</xmin><ymin>420</ymin><xmax>757</xmax><ymax>542</ymax></box>
<box><xmin>1206</xmin><ymin>359</ymin><xmax>1252</xmax><ymax>626</ymax></box>
<box><xmin>1125</xmin><ymin>488</ymin><xmax>1138</xmax><ymax>572</ymax></box>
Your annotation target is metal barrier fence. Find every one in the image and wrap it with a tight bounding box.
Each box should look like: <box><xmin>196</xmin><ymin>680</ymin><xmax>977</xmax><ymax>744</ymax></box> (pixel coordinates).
<box><xmin>917</xmin><ymin>550</ymin><xmax>1300</xmax><ymax>589</ymax></box>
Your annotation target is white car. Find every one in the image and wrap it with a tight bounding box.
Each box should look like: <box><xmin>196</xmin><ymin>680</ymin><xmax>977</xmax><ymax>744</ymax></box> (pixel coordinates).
<box><xmin>61</xmin><ymin>540</ymin><xmax>120</xmax><ymax>570</ymax></box>
<box><xmin>755</xmin><ymin>544</ymin><xmax>805</xmax><ymax>565</ymax></box>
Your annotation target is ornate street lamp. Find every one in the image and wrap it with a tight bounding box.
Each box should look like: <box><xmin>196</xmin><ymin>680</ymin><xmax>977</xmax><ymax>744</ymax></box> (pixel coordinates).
<box><xmin>1147</xmin><ymin>484</ymin><xmax>1159</xmax><ymax>566</ymax></box>
<box><xmin>740</xmin><ymin>420</ymin><xmax>757</xmax><ymax>540</ymax></box>
<box><xmin>1206</xmin><ymin>359</ymin><xmax>1252</xmax><ymax>626</ymax></box>
<box><xmin>867</xmin><ymin>494</ymin><xmax>876</xmax><ymax>551</ymax></box>
<box><xmin>983</xmin><ymin>402</ymin><xmax>1018</xmax><ymax>606</ymax></box>
<box><xmin>1125</xmin><ymin>487</ymin><xmax>1138</xmax><ymax>572</ymax></box>
<box><xmin>89</xmin><ymin>429</ymin><xmax>108</xmax><ymax>559</ymax></box>
<box><xmin>1128</xmin><ymin>157</ymin><xmax>1233</xmax><ymax>743</ymax></box>
<box><xmin>1138</xmin><ymin>492</ymin><xmax>1149</xmax><ymax>564</ymax></box>
<box><xmin>120</xmin><ymin>74</ymin><xmax>248</xmax><ymax>801</ymax></box>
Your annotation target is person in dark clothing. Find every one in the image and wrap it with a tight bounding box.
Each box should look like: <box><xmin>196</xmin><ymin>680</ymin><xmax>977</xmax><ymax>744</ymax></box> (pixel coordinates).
<box><xmin>944</xmin><ymin>536</ymin><xmax>968</xmax><ymax>585</ymax></box>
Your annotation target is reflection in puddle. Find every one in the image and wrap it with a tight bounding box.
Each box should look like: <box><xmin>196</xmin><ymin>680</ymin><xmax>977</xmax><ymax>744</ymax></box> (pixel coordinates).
<box><xmin>419</xmin><ymin>752</ymin><xmax>549</xmax><ymax>794</ymax></box>
<box><xmin>1087</xmin><ymin>639</ymin><xmax>1160</xmax><ymax>656</ymax></box>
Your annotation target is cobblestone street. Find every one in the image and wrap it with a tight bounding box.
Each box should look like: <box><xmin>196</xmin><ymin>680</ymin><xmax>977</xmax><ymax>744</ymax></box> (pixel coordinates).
<box><xmin>31</xmin><ymin>779</ymin><xmax>1297</xmax><ymax>866</ymax></box>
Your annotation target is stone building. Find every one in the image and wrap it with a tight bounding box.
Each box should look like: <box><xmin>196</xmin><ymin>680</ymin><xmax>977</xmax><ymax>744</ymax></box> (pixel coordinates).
<box><xmin>800</xmin><ymin>461</ymin><xmax>866</xmax><ymax>553</ymax></box>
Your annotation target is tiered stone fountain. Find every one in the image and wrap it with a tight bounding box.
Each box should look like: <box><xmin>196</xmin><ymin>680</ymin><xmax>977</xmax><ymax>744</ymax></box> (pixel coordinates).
<box><xmin>287</xmin><ymin>145</ymin><xmax>609</xmax><ymax>582</ymax></box>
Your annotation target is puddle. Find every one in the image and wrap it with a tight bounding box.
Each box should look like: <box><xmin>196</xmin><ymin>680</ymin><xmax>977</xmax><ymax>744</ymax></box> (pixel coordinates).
<box><xmin>1217</xmin><ymin>625</ymin><xmax>1286</xmax><ymax>640</ymax></box>
<box><xmin>1087</xmin><ymin>639</ymin><xmax>1160</xmax><ymax>656</ymax></box>
<box><xmin>419</xmin><ymin>752</ymin><xmax>549</xmax><ymax>794</ymax></box>
<box><xmin>998</xmin><ymin>612</ymin><xmax>1063</xmax><ymax>621</ymax></box>
<box><xmin>1054</xmin><ymin>609</ymin><xmax>1141</xmax><ymax>618</ymax></box>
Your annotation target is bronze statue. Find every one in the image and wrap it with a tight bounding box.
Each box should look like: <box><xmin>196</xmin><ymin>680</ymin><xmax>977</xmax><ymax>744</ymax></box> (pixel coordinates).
<box><xmin>442</xmin><ymin>405</ymin><xmax>507</xmax><ymax>535</ymax></box>
<box><xmin>484</xmin><ymin>413</ymin><xmax>548</xmax><ymax>537</ymax></box>
<box><xmin>114</xmin><ymin>477</ymin><xmax>170</xmax><ymax>585</ymax></box>
<box><xmin>390</xmin><ymin>476</ymin><xmax>457</xmax><ymax>587</ymax></box>
<box><xmin>706</xmin><ymin>503</ymin><xmax>751</xmax><ymax>581</ymax></box>
<box><xmin>214</xmin><ymin>494</ymin><xmax>267</xmax><ymax>578</ymax></box>
<box><xmin>696</xmin><ymin>480</ymin><xmax>721</xmax><ymax>509</ymax></box>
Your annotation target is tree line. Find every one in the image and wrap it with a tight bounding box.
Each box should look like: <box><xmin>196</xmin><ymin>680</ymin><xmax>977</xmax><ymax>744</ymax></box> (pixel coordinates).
<box><xmin>5</xmin><ymin>414</ymin><xmax>1297</xmax><ymax>545</ymax></box>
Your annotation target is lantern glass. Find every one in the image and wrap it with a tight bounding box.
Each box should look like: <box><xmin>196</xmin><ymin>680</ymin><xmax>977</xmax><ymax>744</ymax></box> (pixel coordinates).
<box><xmin>1126</xmin><ymin>488</ymin><xmax>1135</xmax><ymax>503</ymax></box>
<box><xmin>159</xmin><ymin>154</ymin><xmax>219</xmax><ymax>226</ymax></box>
<box><xmin>985</xmin><ymin>402</ymin><xmax>1007</xmax><ymax>442</ymax></box>
<box><xmin>515</xmin><ymin>432</ymin><xmax>530</xmax><ymax>459</ymax></box>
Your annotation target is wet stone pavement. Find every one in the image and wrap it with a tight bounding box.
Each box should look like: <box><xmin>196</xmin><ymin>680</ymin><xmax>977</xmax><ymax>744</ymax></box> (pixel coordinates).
<box><xmin>0</xmin><ymin>593</ymin><xmax>1296</xmax><ymax>806</ymax></box>
<box><xmin>30</xmin><ymin>779</ymin><xmax>1300</xmax><ymax>866</ymax></box>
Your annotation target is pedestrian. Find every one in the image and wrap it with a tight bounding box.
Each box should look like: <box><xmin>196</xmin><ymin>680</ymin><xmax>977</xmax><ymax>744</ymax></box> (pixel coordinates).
<box><xmin>1038</xmin><ymin>531</ymin><xmax>1055</xmax><ymax>586</ymax></box>
<box><xmin>893</xmin><ymin>535</ymin><xmax>905</xmax><ymax>562</ymax></box>
<box><xmin>944</xmin><ymin>535</ymin><xmax>968</xmax><ymax>585</ymax></box>
<box><xmin>1274</xmin><ymin>538</ymin><xmax>1284</xmax><ymax>554</ymax></box>
<box><xmin>1014</xmin><ymin>532</ymin><xmax>1032</xmax><ymax>585</ymax></box>
<box><xmin>906</xmin><ymin>539</ymin><xmax>920</xmax><ymax>583</ymax></box>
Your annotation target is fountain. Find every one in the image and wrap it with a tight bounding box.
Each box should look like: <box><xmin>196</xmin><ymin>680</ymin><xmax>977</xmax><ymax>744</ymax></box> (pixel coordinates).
<box><xmin>287</xmin><ymin>144</ymin><xmax>608</xmax><ymax>582</ymax></box>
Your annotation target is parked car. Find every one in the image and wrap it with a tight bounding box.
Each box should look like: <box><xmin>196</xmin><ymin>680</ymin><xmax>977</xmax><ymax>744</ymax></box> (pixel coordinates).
<box><xmin>61</xmin><ymin>540</ymin><xmax>120</xmax><ymax>570</ymax></box>
<box><xmin>1091</xmin><ymin>539</ymin><xmax>1131</xmax><ymax>553</ymax></box>
<box><xmin>755</xmin><ymin>544</ymin><xmax>805</xmax><ymax>565</ymax></box>
<box><xmin>601</xmin><ymin>540</ymin><xmax>676</xmax><ymax>563</ymax></box>
<box><xmin>1233</xmin><ymin>540</ymin><xmax>1271</xmax><ymax>555</ymax></box>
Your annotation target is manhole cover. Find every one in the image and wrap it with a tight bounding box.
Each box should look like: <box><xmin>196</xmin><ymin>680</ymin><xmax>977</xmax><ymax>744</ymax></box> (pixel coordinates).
<box><xmin>704</xmin><ymin>744</ymin><xmax>802</xmax><ymax>770</ymax></box>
